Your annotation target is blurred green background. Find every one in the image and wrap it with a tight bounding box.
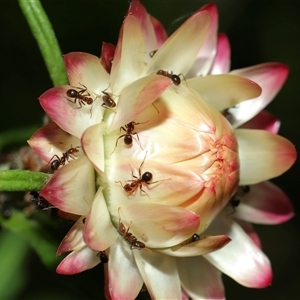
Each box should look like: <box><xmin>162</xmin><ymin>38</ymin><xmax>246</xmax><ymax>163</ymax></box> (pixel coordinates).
<box><xmin>1</xmin><ymin>0</ymin><xmax>299</xmax><ymax>299</ymax></box>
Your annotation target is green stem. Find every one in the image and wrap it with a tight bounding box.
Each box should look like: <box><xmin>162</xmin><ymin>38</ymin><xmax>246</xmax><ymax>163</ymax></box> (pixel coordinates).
<box><xmin>0</xmin><ymin>170</ymin><xmax>50</xmax><ymax>191</ymax></box>
<box><xmin>18</xmin><ymin>0</ymin><xmax>68</xmax><ymax>86</ymax></box>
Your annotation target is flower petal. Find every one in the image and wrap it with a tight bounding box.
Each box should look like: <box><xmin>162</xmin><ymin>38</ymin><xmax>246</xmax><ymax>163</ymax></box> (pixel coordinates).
<box><xmin>234</xmin><ymin>220</ymin><xmax>262</xmax><ymax>249</ymax></box>
<box><xmin>229</xmin><ymin>63</ymin><xmax>289</xmax><ymax>127</ymax></box>
<box><xmin>57</xmin><ymin>217</ymin><xmax>86</xmax><ymax>255</ymax></box>
<box><xmin>187</xmin><ymin>3</ymin><xmax>219</xmax><ymax>77</ymax></box>
<box><xmin>39</xmin><ymin>86</ymin><xmax>103</xmax><ymax>139</ymax></box>
<box><xmin>236</xmin><ymin>129</ymin><xmax>297</xmax><ymax>184</ymax></box>
<box><xmin>40</xmin><ymin>156</ymin><xmax>95</xmax><ymax>215</ymax></box>
<box><xmin>56</xmin><ymin>246</ymin><xmax>99</xmax><ymax>275</ymax></box>
<box><xmin>187</xmin><ymin>74</ymin><xmax>262</xmax><ymax>111</ymax></box>
<box><xmin>83</xmin><ymin>188</ymin><xmax>118</xmax><ymax>251</ymax></box>
<box><xmin>110</xmin><ymin>202</ymin><xmax>200</xmax><ymax>248</ymax></box>
<box><xmin>204</xmin><ymin>216</ymin><xmax>272</xmax><ymax>288</ymax></box>
<box><xmin>134</xmin><ymin>250</ymin><xmax>181</xmax><ymax>299</ymax></box>
<box><xmin>239</xmin><ymin>110</ymin><xmax>281</xmax><ymax>133</ymax></box>
<box><xmin>64</xmin><ymin>52</ymin><xmax>109</xmax><ymax>94</ymax></box>
<box><xmin>28</xmin><ymin>122</ymin><xmax>81</xmax><ymax>163</ymax></box>
<box><xmin>210</xmin><ymin>33</ymin><xmax>231</xmax><ymax>75</ymax></box>
<box><xmin>110</xmin><ymin>15</ymin><xmax>145</xmax><ymax>94</ymax></box>
<box><xmin>108</xmin><ymin>75</ymin><xmax>171</xmax><ymax>131</ymax></box>
<box><xmin>178</xmin><ymin>256</ymin><xmax>225</xmax><ymax>300</ymax></box>
<box><xmin>108</xmin><ymin>239</ymin><xmax>143</xmax><ymax>299</ymax></box>
<box><xmin>143</xmin><ymin>10</ymin><xmax>211</xmax><ymax>76</ymax></box>
<box><xmin>160</xmin><ymin>234</ymin><xmax>231</xmax><ymax>257</ymax></box>
<box><xmin>100</xmin><ymin>42</ymin><xmax>115</xmax><ymax>74</ymax></box>
<box><xmin>149</xmin><ymin>15</ymin><xmax>168</xmax><ymax>48</ymax></box>
<box><xmin>234</xmin><ymin>181</ymin><xmax>294</xmax><ymax>224</ymax></box>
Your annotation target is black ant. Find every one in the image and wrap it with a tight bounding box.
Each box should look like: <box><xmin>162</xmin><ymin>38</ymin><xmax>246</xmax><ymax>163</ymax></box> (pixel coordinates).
<box><xmin>66</xmin><ymin>84</ymin><xmax>94</xmax><ymax>108</ymax></box>
<box><xmin>227</xmin><ymin>185</ymin><xmax>250</xmax><ymax>214</ymax></box>
<box><xmin>182</xmin><ymin>233</ymin><xmax>201</xmax><ymax>246</ymax></box>
<box><xmin>101</xmin><ymin>88</ymin><xmax>116</xmax><ymax>109</ymax></box>
<box><xmin>117</xmin><ymin>208</ymin><xmax>145</xmax><ymax>250</ymax></box>
<box><xmin>115</xmin><ymin>153</ymin><xmax>168</xmax><ymax>199</ymax></box>
<box><xmin>156</xmin><ymin>69</ymin><xmax>181</xmax><ymax>86</ymax></box>
<box><xmin>50</xmin><ymin>146</ymin><xmax>80</xmax><ymax>172</ymax></box>
<box><xmin>97</xmin><ymin>251</ymin><xmax>108</xmax><ymax>263</ymax></box>
<box><xmin>30</xmin><ymin>191</ymin><xmax>54</xmax><ymax>210</ymax></box>
<box><xmin>112</xmin><ymin>121</ymin><xmax>146</xmax><ymax>154</ymax></box>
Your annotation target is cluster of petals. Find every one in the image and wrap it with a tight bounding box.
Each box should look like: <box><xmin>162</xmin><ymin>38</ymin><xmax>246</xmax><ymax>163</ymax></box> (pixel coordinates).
<box><xmin>28</xmin><ymin>1</ymin><xmax>296</xmax><ymax>299</ymax></box>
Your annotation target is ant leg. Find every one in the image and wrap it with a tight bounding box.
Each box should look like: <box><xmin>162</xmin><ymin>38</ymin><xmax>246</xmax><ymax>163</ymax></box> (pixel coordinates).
<box><xmin>132</xmin><ymin>132</ymin><xmax>144</xmax><ymax>150</ymax></box>
<box><xmin>111</xmin><ymin>134</ymin><xmax>126</xmax><ymax>155</ymax></box>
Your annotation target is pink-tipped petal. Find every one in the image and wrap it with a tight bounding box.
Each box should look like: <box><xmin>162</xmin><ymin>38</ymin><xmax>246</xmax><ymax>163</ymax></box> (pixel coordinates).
<box><xmin>234</xmin><ymin>181</ymin><xmax>294</xmax><ymax>224</ymax></box>
<box><xmin>204</xmin><ymin>216</ymin><xmax>272</xmax><ymax>288</ymax></box>
<box><xmin>178</xmin><ymin>257</ymin><xmax>225</xmax><ymax>300</ymax></box>
<box><xmin>127</xmin><ymin>0</ymin><xmax>156</xmax><ymax>54</ymax></box>
<box><xmin>108</xmin><ymin>239</ymin><xmax>143</xmax><ymax>299</ymax></box>
<box><xmin>210</xmin><ymin>33</ymin><xmax>231</xmax><ymax>75</ymax></box>
<box><xmin>149</xmin><ymin>15</ymin><xmax>168</xmax><ymax>47</ymax></box>
<box><xmin>236</xmin><ymin>129</ymin><xmax>297</xmax><ymax>185</ymax></box>
<box><xmin>187</xmin><ymin>74</ymin><xmax>262</xmax><ymax>111</ymax></box>
<box><xmin>160</xmin><ymin>235</ymin><xmax>231</xmax><ymax>257</ymax></box>
<box><xmin>28</xmin><ymin>122</ymin><xmax>81</xmax><ymax>163</ymax></box>
<box><xmin>40</xmin><ymin>156</ymin><xmax>95</xmax><ymax>215</ymax></box>
<box><xmin>143</xmin><ymin>11</ymin><xmax>211</xmax><ymax>76</ymax></box>
<box><xmin>187</xmin><ymin>3</ymin><xmax>219</xmax><ymax>77</ymax></box>
<box><xmin>100</xmin><ymin>42</ymin><xmax>115</xmax><ymax>74</ymax></box>
<box><xmin>64</xmin><ymin>52</ymin><xmax>109</xmax><ymax>94</ymax></box>
<box><xmin>39</xmin><ymin>86</ymin><xmax>103</xmax><ymax>139</ymax></box>
<box><xmin>110</xmin><ymin>202</ymin><xmax>200</xmax><ymax>248</ymax></box>
<box><xmin>83</xmin><ymin>188</ymin><xmax>118</xmax><ymax>251</ymax></box>
<box><xmin>235</xmin><ymin>219</ymin><xmax>262</xmax><ymax>248</ymax></box>
<box><xmin>240</xmin><ymin>110</ymin><xmax>281</xmax><ymax>133</ymax></box>
<box><xmin>230</xmin><ymin>63</ymin><xmax>289</xmax><ymax>127</ymax></box>
<box><xmin>110</xmin><ymin>15</ymin><xmax>145</xmax><ymax>94</ymax></box>
<box><xmin>56</xmin><ymin>246</ymin><xmax>99</xmax><ymax>275</ymax></box>
<box><xmin>134</xmin><ymin>250</ymin><xmax>181</xmax><ymax>299</ymax></box>
<box><xmin>57</xmin><ymin>217</ymin><xmax>86</xmax><ymax>256</ymax></box>
<box><xmin>108</xmin><ymin>75</ymin><xmax>171</xmax><ymax>131</ymax></box>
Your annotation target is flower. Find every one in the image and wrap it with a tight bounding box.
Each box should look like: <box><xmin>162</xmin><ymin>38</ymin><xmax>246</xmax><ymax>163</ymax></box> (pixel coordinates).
<box><xmin>28</xmin><ymin>1</ymin><xmax>296</xmax><ymax>299</ymax></box>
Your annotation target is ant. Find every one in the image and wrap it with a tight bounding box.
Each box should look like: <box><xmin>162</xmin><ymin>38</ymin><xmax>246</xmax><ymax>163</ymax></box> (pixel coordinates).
<box><xmin>101</xmin><ymin>88</ymin><xmax>116</xmax><ymax>109</ymax></box>
<box><xmin>30</xmin><ymin>191</ymin><xmax>54</xmax><ymax>210</ymax></box>
<box><xmin>50</xmin><ymin>146</ymin><xmax>80</xmax><ymax>172</ymax></box>
<box><xmin>112</xmin><ymin>121</ymin><xmax>147</xmax><ymax>154</ymax></box>
<box><xmin>66</xmin><ymin>84</ymin><xmax>94</xmax><ymax>108</ymax></box>
<box><xmin>115</xmin><ymin>153</ymin><xmax>168</xmax><ymax>199</ymax></box>
<box><xmin>117</xmin><ymin>208</ymin><xmax>145</xmax><ymax>250</ymax></box>
<box><xmin>97</xmin><ymin>251</ymin><xmax>108</xmax><ymax>263</ymax></box>
<box><xmin>182</xmin><ymin>233</ymin><xmax>201</xmax><ymax>246</ymax></box>
<box><xmin>156</xmin><ymin>69</ymin><xmax>181</xmax><ymax>86</ymax></box>
<box><xmin>149</xmin><ymin>49</ymin><xmax>158</xmax><ymax>57</ymax></box>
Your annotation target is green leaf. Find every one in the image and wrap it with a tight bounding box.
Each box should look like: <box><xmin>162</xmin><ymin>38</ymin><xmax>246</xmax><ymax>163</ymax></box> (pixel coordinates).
<box><xmin>18</xmin><ymin>0</ymin><xmax>68</xmax><ymax>86</ymax></box>
<box><xmin>0</xmin><ymin>231</ymin><xmax>29</xmax><ymax>299</ymax></box>
<box><xmin>1</xmin><ymin>211</ymin><xmax>61</xmax><ymax>268</ymax></box>
<box><xmin>0</xmin><ymin>170</ymin><xmax>50</xmax><ymax>191</ymax></box>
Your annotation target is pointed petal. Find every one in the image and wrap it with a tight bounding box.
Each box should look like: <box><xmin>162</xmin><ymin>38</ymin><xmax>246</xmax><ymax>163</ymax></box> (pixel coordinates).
<box><xmin>240</xmin><ymin>110</ymin><xmax>281</xmax><ymax>133</ymax></box>
<box><xmin>100</xmin><ymin>42</ymin><xmax>115</xmax><ymax>73</ymax></box>
<box><xmin>108</xmin><ymin>75</ymin><xmax>171</xmax><ymax>131</ymax></box>
<box><xmin>234</xmin><ymin>181</ymin><xmax>294</xmax><ymax>224</ymax></box>
<box><xmin>127</xmin><ymin>0</ymin><xmax>156</xmax><ymax>54</ymax></box>
<box><xmin>187</xmin><ymin>74</ymin><xmax>262</xmax><ymax>111</ymax></box>
<box><xmin>159</xmin><ymin>235</ymin><xmax>231</xmax><ymax>257</ymax></box>
<box><xmin>83</xmin><ymin>188</ymin><xmax>118</xmax><ymax>251</ymax></box>
<box><xmin>236</xmin><ymin>129</ymin><xmax>297</xmax><ymax>185</ymax></box>
<box><xmin>178</xmin><ymin>256</ymin><xmax>225</xmax><ymax>300</ymax></box>
<box><xmin>134</xmin><ymin>250</ymin><xmax>181</xmax><ymax>299</ymax></box>
<box><xmin>234</xmin><ymin>220</ymin><xmax>262</xmax><ymax>249</ymax></box>
<box><xmin>39</xmin><ymin>86</ymin><xmax>103</xmax><ymax>139</ymax></box>
<box><xmin>110</xmin><ymin>15</ymin><xmax>145</xmax><ymax>93</ymax></box>
<box><xmin>40</xmin><ymin>156</ymin><xmax>95</xmax><ymax>215</ymax></box>
<box><xmin>210</xmin><ymin>33</ymin><xmax>231</xmax><ymax>75</ymax></box>
<box><xmin>108</xmin><ymin>239</ymin><xmax>143</xmax><ymax>299</ymax></box>
<box><xmin>57</xmin><ymin>217</ymin><xmax>86</xmax><ymax>255</ymax></box>
<box><xmin>28</xmin><ymin>122</ymin><xmax>81</xmax><ymax>163</ymax></box>
<box><xmin>187</xmin><ymin>3</ymin><xmax>219</xmax><ymax>77</ymax></box>
<box><xmin>204</xmin><ymin>216</ymin><xmax>272</xmax><ymax>288</ymax></box>
<box><xmin>56</xmin><ymin>246</ymin><xmax>99</xmax><ymax>275</ymax></box>
<box><xmin>149</xmin><ymin>15</ymin><xmax>168</xmax><ymax>47</ymax></box>
<box><xmin>64</xmin><ymin>52</ymin><xmax>110</xmax><ymax>94</ymax></box>
<box><xmin>143</xmin><ymin>11</ymin><xmax>211</xmax><ymax>76</ymax></box>
<box><xmin>110</xmin><ymin>203</ymin><xmax>200</xmax><ymax>248</ymax></box>
<box><xmin>230</xmin><ymin>63</ymin><xmax>289</xmax><ymax>127</ymax></box>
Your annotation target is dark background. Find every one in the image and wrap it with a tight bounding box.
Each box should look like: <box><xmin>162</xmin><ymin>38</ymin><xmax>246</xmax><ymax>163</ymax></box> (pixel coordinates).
<box><xmin>1</xmin><ymin>0</ymin><xmax>299</xmax><ymax>299</ymax></box>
